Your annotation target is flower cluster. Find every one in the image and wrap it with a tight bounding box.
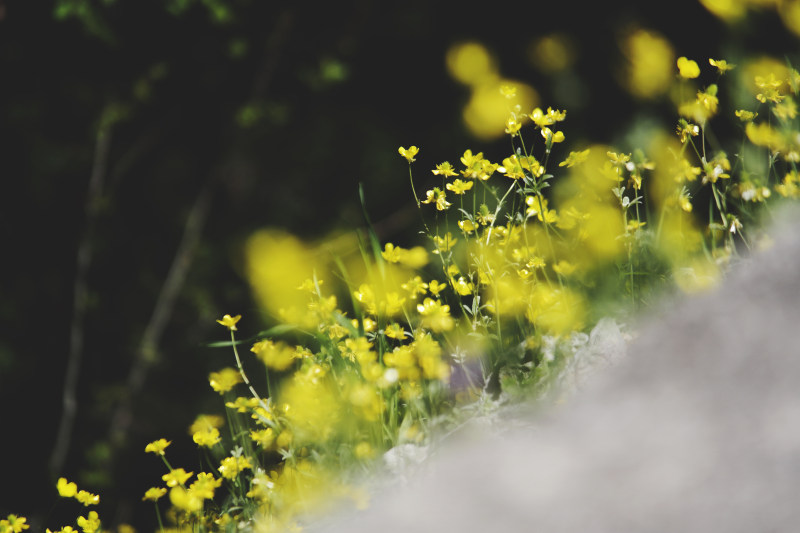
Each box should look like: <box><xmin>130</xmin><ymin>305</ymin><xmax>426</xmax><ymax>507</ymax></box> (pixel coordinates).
<box><xmin>136</xmin><ymin>50</ymin><xmax>800</xmax><ymax>532</ymax></box>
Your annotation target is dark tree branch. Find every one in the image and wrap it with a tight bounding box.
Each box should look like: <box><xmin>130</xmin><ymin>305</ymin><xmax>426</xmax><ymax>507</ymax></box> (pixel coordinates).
<box><xmin>49</xmin><ymin>125</ymin><xmax>113</xmax><ymax>478</ymax></box>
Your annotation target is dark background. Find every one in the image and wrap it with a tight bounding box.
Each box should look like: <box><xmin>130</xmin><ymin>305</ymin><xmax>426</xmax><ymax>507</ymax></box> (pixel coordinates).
<box><xmin>0</xmin><ymin>0</ymin><xmax>794</xmax><ymax>530</ymax></box>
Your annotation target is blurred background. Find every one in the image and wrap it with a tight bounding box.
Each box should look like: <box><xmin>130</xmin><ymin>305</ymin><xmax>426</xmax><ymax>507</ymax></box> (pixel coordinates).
<box><xmin>1</xmin><ymin>0</ymin><xmax>798</xmax><ymax>529</ymax></box>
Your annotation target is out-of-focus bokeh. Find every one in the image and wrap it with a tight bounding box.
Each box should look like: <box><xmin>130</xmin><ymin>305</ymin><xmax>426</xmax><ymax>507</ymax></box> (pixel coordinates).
<box><xmin>1</xmin><ymin>0</ymin><xmax>798</xmax><ymax>530</ymax></box>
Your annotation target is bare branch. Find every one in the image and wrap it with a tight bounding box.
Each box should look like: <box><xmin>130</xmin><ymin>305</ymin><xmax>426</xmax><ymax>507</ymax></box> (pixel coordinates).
<box><xmin>49</xmin><ymin>126</ymin><xmax>113</xmax><ymax>477</ymax></box>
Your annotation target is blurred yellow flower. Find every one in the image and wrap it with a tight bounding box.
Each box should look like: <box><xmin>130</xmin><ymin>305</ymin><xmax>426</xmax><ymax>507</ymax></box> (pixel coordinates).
<box><xmin>75</xmin><ymin>491</ymin><xmax>99</xmax><ymax>507</ymax></box>
<box><xmin>709</xmin><ymin>57</ymin><xmax>735</xmax><ymax>74</ymax></box>
<box><xmin>162</xmin><ymin>468</ymin><xmax>193</xmax><ymax>488</ymax></box>
<box><xmin>677</xmin><ymin>56</ymin><xmax>701</xmax><ymax>78</ymax></box>
<box><xmin>216</xmin><ymin>314</ymin><xmax>241</xmax><ymax>331</ymax></box>
<box><xmin>142</xmin><ymin>487</ymin><xmax>167</xmax><ymax>502</ymax></box>
<box><xmin>208</xmin><ymin>367</ymin><xmax>242</xmax><ymax>394</ymax></box>
<box><xmin>144</xmin><ymin>438</ymin><xmax>171</xmax><ymax>456</ymax></box>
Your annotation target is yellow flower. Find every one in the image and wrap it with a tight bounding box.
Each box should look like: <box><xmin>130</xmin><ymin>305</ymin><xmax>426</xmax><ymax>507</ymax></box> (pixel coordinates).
<box><xmin>189</xmin><ymin>414</ymin><xmax>225</xmax><ymax>434</ymax></box>
<box><xmin>427</xmin><ymin>280</ymin><xmax>446</xmax><ymax>297</ymax></box>
<box><xmin>709</xmin><ymin>58</ymin><xmax>735</xmax><ymax>74</ymax></box>
<box><xmin>144</xmin><ymin>438</ymin><xmax>171</xmax><ymax>456</ymax></box>
<box><xmin>142</xmin><ymin>487</ymin><xmax>167</xmax><ymax>502</ymax></box>
<box><xmin>76</xmin><ymin>512</ymin><xmax>100</xmax><ymax>533</ymax></box>
<box><xmin>676</xmin><ymin>120</ymin><xmax>699</xmax><ymax>143</ymax></box>
<box><xmin>541</xmin><ymin>127</ymin><xmax>565</xmax><ymax>144</ymax></box>
<box><xmin>421</xmin><ymin>188</ymin><xmax>451</xmax><ymax>211</ymax></box>
<box><xmin>504</xmin><ymin>116</ymin><xmax>522</xmax><ymax>135</ymax></box>
<box><xmin>558</xmin><ymin>148</ymin><xmax>590</xmax><ymax>167</ymax></box>
<box><xmin>75</xmin><ymin>491</ymin><xmax>99</xmax><ymax>507</ymax></box>
<box><xmin>445</xmin><ymin>179</ymin><xmax>474</xmax><ymax>195</ymax></box>
<box><xmin>56</xmin><ymin>478</ymin><xmax>78</xmax><ymax>498</ymax></box>
<box><xmin>416</xmin><ymin>298</ymin><xmax>455</xmax><ymax>332</ymax></box>
<box><xmin>208</xmin><ymin>367</ymin><xmax>242</xmax><ymax>394</ymax></box>
<box><xmin>432</xmin><ymin>162</ymin><xmax>457</xmax><ymax>177</ymax></box>
<box><xmin>384</xmin><ymin>323</ymin><xmax>406</xmax><ymax>340</ymax></box>
<box><xmin>746</xmin><ymin>121</ymin><xmax>783</xmax><ymax>150</ymax></box>
<box><xmin>218</xmin><ymin>456</ymin><xmax>253</xmax><ymax>480</ymax></box>
<box><xmin>162</xmin><ymin>468</ymin><xmax>193</xmax><ymax>488</ymax></box>
<box><xmin>216</xmin><ymin>314</ymin><xmax>241</xmax><ymax>331</ymax></box>
<box><xmin>250</xmin><ymin>428</ymin><xmax>276</xmax><ymax>448</ymax></box>
<box><xmin>499</xmin><ymin>84</ymin><xmax>517</xmax><ymax>98</ymax></box>
<box><xmin>169</xmin><ymin>487</ymin><xmax>202</xmax><ymax>513</ymax></box>
<box><xmin>192</xmin><ymin>426</ymin><xmax>221</xmax><ymax>447</ymax></box>
<box><xmin>451</xmin><ymin>276</ymin><xmax>474</xmax><ymax>296</ymax></box>
<box><xmin>773</xmin><ymin>98</ymin><xmax>797</xmax><ymax>120</ymax></box>
<box><xmin>529</xmin><ymin>106</ymin><xmax>566</xmax><ymax>128</ymax></box>
<box><xmin>431</xmin><ymin>232</ymin><xmax>457</xmax><ymax>253</ymax></box>
<box><xmin>398</xmin><ymin>146</ymin><xmax>419</xmax><ymax>163</ymax></box>
<box><xmin>401</xmin><ymin>276</ymin><xmax>428</xmax><ymax>298</ymax></box>
<box><xmin>3</xmin><ymin>516</ymin><xmax>29</xmax><ymax>533</ymax></box>
<box><xmin>188</xmin><ymin>473</ymin><xmax>222</xmax><ymax>500</ymax></box>
<box><xmin>251</xmin><ymin>339</ymin><xmax>297</xmax><ymax>371</ymax></box>
<box><xmin>458</xmin><ymin>219</ymin><xmax>478</xmax><ymax>233</ymax></box>
<box><xmin>677</xmin><ymin>56</ymin><xmax>700</xmax><ymax>78</ymax></box>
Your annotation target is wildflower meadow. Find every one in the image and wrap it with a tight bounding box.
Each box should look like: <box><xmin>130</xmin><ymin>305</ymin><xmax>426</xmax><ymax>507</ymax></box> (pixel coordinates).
<box><xmin>4</xmin><ymin>1</ymin><xmax>800</xmax><ymax>532</ymax></box>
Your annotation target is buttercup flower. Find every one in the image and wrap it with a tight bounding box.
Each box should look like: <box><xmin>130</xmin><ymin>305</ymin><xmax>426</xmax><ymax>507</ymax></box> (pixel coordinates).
<box><xmin>144</xmin><ymin>438</ymin><xmax>171</xmax><ymax>456</ymax></box>
<box><xmin>75</xmin><ymin>491</ymin><xmax>99</xmax><ymax>507</ymax></box>
<box><xmin>709</xmin><ymin>58</ymin><xmax>735</xmax><ymax>74</ymax></box>
<box><xmin>142</xmin><ymin>487</ymin><xmax>167</xmax><ymax>502</ymax></box>
<box><xmin>398</xmin><ymin>146</ymin><xmax>419</xmax><ymax>163</ymax></box>
<box><xmin>56</xmin><ymin>477</ymin><xmax>78</xmax><ymax>498</ymax></box>
<box><xmin>216</xmin><ymin>314</ymin><xmax>241</xmax><ymax>331</ymax></box>
<box><xmin>677</xmin><ymin>56</ymin><xmax>700</xmax><ymax>78</ymax></box>
<box><xmin>431</xmin><ymin>162</ymin><xmax>457</xmax><ymax>177</ymax></box>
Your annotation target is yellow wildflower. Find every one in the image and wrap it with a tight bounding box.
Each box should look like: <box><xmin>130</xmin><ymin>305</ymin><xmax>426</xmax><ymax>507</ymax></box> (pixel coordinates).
<box><xmin>735</xmin><ymin>109</ymin><xmax>757</xmax><ymax>121</ymax></box>
<box><xmin>250</xmin><ymin>428</ymin><xmax>276</xmax><ymax>448</ymax></box>
<box><xmin>144</xmin><ymin>438</ymin><xmax>171</xmax><ymax>456</ymax></box>
<box><xmin>421</xmin><ymin>188</ymin><xmax>451</xmax><ymax>211</ymax></box>
<box><xmin>504</xmin><ymin>115</ymin><xmax>522</xmax><ymax>135</ymax></box>
<box><xmin>559</xmin><ymin>148</ymin><xmax>590</xmax><ymax>167</ymax></box>
<box><xmin>416</xmin><ymin>298</ymin><xmax>454</xmax><ymax>332</ymax></box>
<box><xmin>401</xmin><ymin>276</ymin><xmax>428</xmax><ymax>299</ymax></box>
<box><xmin>398</xmin><ymin>146</ymin><xmax>419</xmax><ymax>163</ymax></box>
<box><xmin>162</xmin><ymin>468</ymin><xmax>193</xmax><ymax>488</ymax></box>
<box><xmin>432</xmin><ymin>161</ymin><xmax>457</xmax><ymax>177</ymax></box>
<box><xmin>458</xmin><ymin>219</ymin><xmax>478</xmax><ymax>233</ymax></box>
<box><xmin>208</xmin><ymin>367</ymin><xmax>242</xmax><ymax>394</ymax></box>
<box><xmin>677</xmin><ymin>56</ymin><xmax>700</xmax><ymax>78</ymax></box>
<box><xmin>541</xmin><ymin>126</ymin><xmax>565</xmax><ymax>144</ymax></box>
<box><xmin>451</xmin><ymin>276</ymin><xmax>474</xmax><ymax>296</ymax></box>
<box><xmin>499</xmin><ymin>84</ymin><xmax>517</xmax><ymax>98</ymax></box>
<box><xmin>142</xmin><ymin>487</ymin><xmax>167</xmax><ymax>502</ymax></box>
<box><xmin>446</xmin><ymin>179</ymin><xmax>474</xmax><ymax>195</ymax></box>
<box><xmin>216</xmin><ymin>314</ymin><xmax>241</xmax><ymax>331</ymax></box>
<box><xmin>169</xmin><ymin>487</ymin><xmax>202</xmax><ymax>513</ymax></box>
<box><xmin>57</xmin><ymin>478</ymin><xmax>78</xmax><ymax>498</ymax></box>
<box><xmin>76</xmin><ymin>512</ymin><xmax>100</xmax><ymax>533</ymax></box>
<box><xmin>3</xmin><ymin>516</ymin><xmax>29</xmax><ymax>533</ymax></box>
<box><xmin>709</xmin><ymin>58</ymin><xmax>735</xmax><ymax>74</ymax></box>
<box><xmin>218</xmin><ymin>456</ymin><xmax>252</xmax><ymax>480</ymax></box>
<box><xmin>427</xmin><ymin>280</ymin><xmax>446</xmax><ymax>297</ymax></box>
<box><xmin>432</xmin><ymin>232</ymin><xmax>457</xmax><ymax>253</ymax></box>
<box><xmin>75</xmin><ymin>491</ymin><xmax>99</xmax><ymax>507</ymax></box>
<box><xmin>192</xmin><ymin>426</ymin><xmax>221</xmax><ymax>447</ymax></box>
<box><xmin>384</xmin><ymin>323</ymin><xmax>406</xmax><ymax>340</ymax></box>
<box><xmin>251</xmin><ymin>339</ymin><xmax>297</xmax><ymax>371</ymax></box>
<box><xmin>188</xmin><ymin>473</ymin><xmax>222</xmax><ymax>500</ymax></box>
